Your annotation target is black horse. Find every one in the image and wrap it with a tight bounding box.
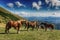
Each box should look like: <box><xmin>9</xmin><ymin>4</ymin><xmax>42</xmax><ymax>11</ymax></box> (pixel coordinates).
<box><xmin>36</xmin><ymin>21</ymin><xmax>44</xmax><ymax>30</ymax></box>
<box><xmin>40</xmin><ymin>22</ymin><xmax>55</xmax><ymax>31</ymax></box>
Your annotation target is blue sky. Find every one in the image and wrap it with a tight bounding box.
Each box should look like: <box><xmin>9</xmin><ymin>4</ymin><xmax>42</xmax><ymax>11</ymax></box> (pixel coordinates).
<box><xmin>0</xmin><ymin>0</ymin><xmax>60</xmax><ymax>17</ymax></box>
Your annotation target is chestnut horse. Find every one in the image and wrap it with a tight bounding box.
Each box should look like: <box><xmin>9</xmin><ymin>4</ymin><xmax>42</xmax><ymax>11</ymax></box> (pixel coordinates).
<box><xmin>25</xmin><ymin>21</ymin><xmax>37</xmax><ymax>31</ymax></box>
<box><xmin>5</xmin><ymin>19</ymin><xmax>27</xmax><ymax>34</ymax></box>
<box><xmin>19</xmin><ymin>19</ymin><xmax>26</xmax><ymax>26</ymax></box>
<box><xmin>5</xmin><ymin>20</ymin><xmax>22</xmax><ymax>34</ymax></box>
<box><xmin>40</xmin><ymin>22</ymin><xmax>55</xmax><ymax>31</ymax></box>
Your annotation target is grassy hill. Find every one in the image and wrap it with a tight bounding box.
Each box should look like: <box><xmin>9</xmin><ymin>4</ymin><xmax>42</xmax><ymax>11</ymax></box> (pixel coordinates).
<box><xmin>0</xmin><ymin>7</ymin><xmax>60</xmax><ymax>40</ymax></box>
<box><xmin>0</xmin><ymin>7</ymin><xmax>24</xmax><ymax>24</ymax></box>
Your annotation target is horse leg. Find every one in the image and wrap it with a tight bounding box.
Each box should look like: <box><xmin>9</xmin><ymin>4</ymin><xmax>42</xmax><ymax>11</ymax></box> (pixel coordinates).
<box><xmin>5</xmin><ymin>24</ymin><xmax>8</xmax><ymax>33</ymax></box>
<box><xmin>5</xmin><ymin>28</ymin><xmax>7</xmax><ymax>34</ymax></box>
<box><xmin>24</xmin><ymin>25</ymin><xmax>27</xmax><ymax>29</ymax></box>
<box><xmin>16</xmin><ymin>26</ymin><xmax>20</xmax><ymax>34</ymax></box>
<box><xmin>27</xmin><ymin>26</ymin><xmax>29</xmax><ymax>31</ymax></box>
<box><xmin>50</xmin><ymin>26</ymin><xmax>54</xmax><ymax>31</ymax></box>
<box><xmin>16</xmin><ymin>27</ymin><xmax>19</xmax><ymax>34</ymax></box>
<box><xmin>32</xmin><ymin>26</ymin><xmax>34</xmax><ymax>31</ymax></box>
<box><xmin>5</xmin><ymin>25</ymin><xmax>8</xmax><ymax>34</ymax></box>
<box><xmin>5</xmin><ymin>26</ymin><xmax>11</xmax><ymax>34</ymax></box>
<box><xmin>26</xmin><ymin>23</ymin><xmax>29</xmax><ymax>31</ymax></box>
<box><xmin>7</xmin><ymin>27</ymin><xmax>10</xmax><ymax>33</ymax></box>
<box><xmin>45</xmin><ymin>27</ymin><xmax>47</xmax><ymax>31</ymax></box>
<box><xmin>36</xmin><ymin>25</ymin><xmax>38</xmax><ymax>30</ymax></box>
<box><xmin>27</xmin><ymin>27</ymin><xmax>29</xmax><ymax>31</ymax></box>
<box><xmin>26</xmin><ymin>23</ymin><xmax>30</xmax><ymax>31</ymax></box>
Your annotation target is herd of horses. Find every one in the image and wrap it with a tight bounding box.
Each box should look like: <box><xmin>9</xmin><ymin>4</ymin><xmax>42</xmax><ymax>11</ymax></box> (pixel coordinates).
<box><xmin>5</xmin><ymin>19</ymin><xmax>55</xmax><ymax>34</ymax></box>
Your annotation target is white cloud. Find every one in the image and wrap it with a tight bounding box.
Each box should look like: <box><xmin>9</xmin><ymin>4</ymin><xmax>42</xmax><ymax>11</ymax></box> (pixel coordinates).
<box><xmin>15</xmin><ymin>1</ymin><xmax>25</xmax><ymax>7</ymax></box>
<box><xmin>53</xmin><ymin>11</ymin><xmax>60</xmax><ymax>17</ymax></box>
<box><xmin>15</xmin><ymin>12</ymin><xmax>30</xmax><ymax>17</ymax></box>
<box><xmin>45</xmin><ymin>0</ymin><xmax>60</xmax><ymax>9</ymax></box>
<box><xmin>15</xmin><ymin>11</ymin><xmax>60</xmax><ymax>17</ymax></box>
<box><xmin>51</xmin><ymin>0</ymin><xmax>60</xmax><ymax>6</ymax></box>
<box><xmin>55</xmin><ymin>1</ymin><xmax>60</xmax><ymax>6</ymax></box>
<box><xmin>55</xmin><ymin>1</ymin><xmax>60</xmax><ymax>9</ymax></box>
<box><xmin>45</xmin><ymin>0</ymin><xmax>50</xmax><ymax>4</ymax></box>
<box><xmin>32</xmin><ymin>1</ymin><xmax>42</xmax><ymax>10</ymax></box>
<box><xmin>32</xmin><ymin>2</ymin><xmax>40</xmax><ymax>10</ymax></box>
<box><xmin>7</xmin><ymin>3</ymin><xmax>14</xmax><ymax>8</ymax></box>
<box><xmin>38</xmin><ymin>1</ymin><xmax>41</xmax><ymax>6</ymax></box>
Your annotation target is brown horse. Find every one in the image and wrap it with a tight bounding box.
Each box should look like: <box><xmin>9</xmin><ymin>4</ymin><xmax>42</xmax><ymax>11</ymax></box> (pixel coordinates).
<box><xmin>19</xmin><ymin>19</ymin><xmax>26</xmax><ymax>26</ymax></box>
<box><xmin>25</xmin><ymin>21</ymin><xmax>37</xmax><ymax>31</ymax></box>
<box><xmin>40</xmin><ymin>22</ymin><xmax>55</xmax><ymax>31</ymax></box>
<box><xmin>5</xmin><ymin>20</ymin><xmax>21</xmax><ymax>34</ymax></box>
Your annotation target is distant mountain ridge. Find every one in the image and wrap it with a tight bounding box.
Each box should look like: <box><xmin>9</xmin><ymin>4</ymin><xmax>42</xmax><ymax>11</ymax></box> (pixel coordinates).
<box><xmin>25</xmin><ymin>17</ymin><xmax>60</xmax><ymax>29</ymax></box>
<box><xmin>25</xmin><ymin>17</ymin><xmax>60</xmax><ymax>24</ymax></box>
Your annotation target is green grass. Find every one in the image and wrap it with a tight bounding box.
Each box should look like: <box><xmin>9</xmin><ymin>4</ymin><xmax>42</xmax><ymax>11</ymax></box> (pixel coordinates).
<box><xmin>0</xmin><ymin>27</ymin><xmax>60</xmax><ymax>40</ymax></box>
<box><xmin>0</xmin><ymin>7</ymin><xmax>60</xmax><ymax>40</ymax></box>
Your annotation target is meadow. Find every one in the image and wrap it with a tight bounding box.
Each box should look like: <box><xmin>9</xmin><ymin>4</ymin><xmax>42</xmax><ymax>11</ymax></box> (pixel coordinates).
<box><xmin>0</xmin><ymin>26</ymin><xmax>60</xmax><ymax>40</ymax></box>
<box><xmin>0</xmin><ymin>6</ymin><xmax>60</xmax><ymax>40</ymax></box>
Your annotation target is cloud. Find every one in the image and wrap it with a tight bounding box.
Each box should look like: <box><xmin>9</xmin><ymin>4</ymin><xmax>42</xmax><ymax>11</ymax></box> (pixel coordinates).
<box><xmin>52</xmin><ymin>12</ymin><xmax>60</xmax><ymax>17</ymax></box>
<box><xmin>32</xmin><ymin>1</ymin><xmax>42</xmax><ymax>10</ymax></box>
<box><xmin>7</xmin><ymin>3</ymin><xmax>14</xmax><ymax>8</ymax></box>
<box><xmin>15</xmin><ymin>12</ymin><xmax>30</xmax><ymax>17</ymax></box>
<box><xmin>51</xmin><ymin>0</ymin><xmax>60</xmax><ymax>9</ymax></box>
<box><xmin>38</xmin><ymin>1</ymin><xmax>42</xmax><ymax>6</ymax></box>
<box><xmin>45</xmin><ymin>0</ymin><xmax>60</xmax><ymax>9</ymax></box>
<box><xmin>45</xmin><ymin>0</ymin><xmax>50</xmax><ymax>4</ymax></box>
<box><xmin>15</xmin><ymin>1</ymin><xmax>25</xmax><ymax>7</ymax></box>
<box><xmin>51</xmin><ymin>0</ymin><xmax>60</xmax><ymax>6</ymax></box>
<box><xmin>55</xmin><ymin>1</ymin><xmax>60</xmax><ymax>9</ymax></box>
<box><xmin>15</xmin><ymin>11</ymin><xmax>60</xmax><ymax>17</ymax></box>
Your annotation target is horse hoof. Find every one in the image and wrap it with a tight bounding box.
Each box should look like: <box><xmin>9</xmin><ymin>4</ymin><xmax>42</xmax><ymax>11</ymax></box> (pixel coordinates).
<box><xmin>27</xmin><ymin>30</ymin><xmax>28</xmax><ymax>31</ymax></box>
<box><xmin>18</xmin><ymin>32</ymin><xmax>20</xmax><ymax>33</ymax></box>
<box><xmin>17</xmin><ymin>32</ymin><xmax>20</xmax><ymax>34</ymax></box>
<box><xmin>5</xmin><ymin>32</ymin><xmax>8</xmax><ymax>34</ymax></box>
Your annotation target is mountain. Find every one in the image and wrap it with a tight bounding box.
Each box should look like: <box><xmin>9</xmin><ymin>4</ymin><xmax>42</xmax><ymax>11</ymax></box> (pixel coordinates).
<box><xmin>25</xmin><ymin>17</ymin><xmax>60</xmax><ymax>23</ymax></box>
<box><xmin>0</xmin><ymin>7</ymin><xmax>24</xmax><ymax>23</ymax></box>
<box><xmin>25</xmin><ymin>17</ymin><xmax>60</xmax><ymax>30</ymax></box>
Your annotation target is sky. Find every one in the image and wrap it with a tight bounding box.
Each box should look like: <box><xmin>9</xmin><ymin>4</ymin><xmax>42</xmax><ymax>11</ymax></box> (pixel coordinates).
<box><xmin>0</xmin><ymin>0</ymin><xmax>60</xmax><ymax>17</ymax></box>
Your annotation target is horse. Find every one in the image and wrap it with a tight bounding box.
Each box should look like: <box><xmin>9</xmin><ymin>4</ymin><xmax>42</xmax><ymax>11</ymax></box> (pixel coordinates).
<box><xmin>5</xmin><ymin>20</ymin><xmax>21</xmax><ymax>34</ymax></box>
<box><xmin>40</xmin><ymin>22</ymin><xmax>55</xmax><ymax>31</ymax></box>
<box><xmin>25</xmin><ymin>21</ymin><xmax>37</xmax><ymax>31</ymax></box>
<box><xmin>36</xmin><ymin>21</ymin><xmax>45</xmax><ymax>30</ymax></box>
<box><xmin>24</xmin><ymin>21</ymin><xmax>29</xmax><ymax>29</ymax></box>
<box><xmin>19</xmin><ymin>19</ymin><xmax>26</xmax><ymax>26</ymax></box>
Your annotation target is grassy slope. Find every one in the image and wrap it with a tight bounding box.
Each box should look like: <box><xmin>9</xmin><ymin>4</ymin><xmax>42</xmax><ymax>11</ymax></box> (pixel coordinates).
<box><xmin>0</xmin><ymin>27</ymin><xmax>60</xmax><ymax>40</ymax></box>
<box><xmin>0</xmin><ymin>7</ymin><xmax>24</xmax><ymax>23</ymax></box>
<box><xmin>0</xmin><ymin>7</ymin><xmax>60</xmax><ymax>40</ymax></box>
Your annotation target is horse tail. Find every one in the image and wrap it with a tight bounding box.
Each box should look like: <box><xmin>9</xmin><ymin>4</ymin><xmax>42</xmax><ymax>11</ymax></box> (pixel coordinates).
<box><xmin>26</xmin><ymin>22</ymin><xmax>30</xmax><ymax>31</ymax></box>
